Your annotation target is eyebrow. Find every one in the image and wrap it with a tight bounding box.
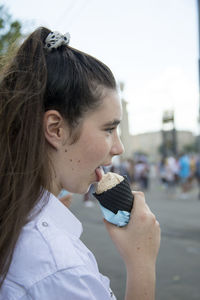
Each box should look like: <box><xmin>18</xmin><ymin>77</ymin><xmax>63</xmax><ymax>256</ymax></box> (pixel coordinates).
<box><xmin>102</xmin><ymin>119</ymin><xmax>121</xmax><ymax>127</ymax></box>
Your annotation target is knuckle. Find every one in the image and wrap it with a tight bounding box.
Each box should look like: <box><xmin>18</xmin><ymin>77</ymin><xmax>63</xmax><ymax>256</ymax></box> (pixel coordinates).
<box><xmin>139</xmin><ymin>212</ymin><xmax>148</xmax><ymax>222</ymax></box>
<box><xmin>139</xmin><ymin>212</ymin><xmax>157</xmax><ymax>224</ymax></box>
<box><xmin>156</xmin><ymin>220</ymin><xmax>160</xmax><ymax>227</ymax></box>
<box><xmin>151</xmin><ymin>213</ymin><xmax>156</xmax><ymax>222</ymax></box>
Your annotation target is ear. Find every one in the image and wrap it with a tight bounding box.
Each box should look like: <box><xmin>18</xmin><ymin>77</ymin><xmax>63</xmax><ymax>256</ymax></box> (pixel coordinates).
<box><xmin>43</xmin><ymin>110</ymin><xmax>69</xmax><ymax>150</ymax></box>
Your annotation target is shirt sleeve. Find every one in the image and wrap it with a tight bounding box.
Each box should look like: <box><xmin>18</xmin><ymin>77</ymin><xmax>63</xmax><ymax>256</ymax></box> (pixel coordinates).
<box><xmin>20</xmin><ymin>267</ymin><xmax>116</xmax><ymax>300</ymax></box>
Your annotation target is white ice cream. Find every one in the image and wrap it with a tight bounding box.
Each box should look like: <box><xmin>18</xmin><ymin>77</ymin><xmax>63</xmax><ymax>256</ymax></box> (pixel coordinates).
<box><xmin>95</xmin><ymin>172</ymin><xmax>124</xmax><ymax>194</ymax></box>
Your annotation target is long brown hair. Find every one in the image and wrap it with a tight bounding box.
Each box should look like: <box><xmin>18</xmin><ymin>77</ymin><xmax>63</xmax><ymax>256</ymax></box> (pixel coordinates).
<box><xmin>0</xmin><ymin>27</ymin><xmax>116</xmax><ymax>286</ymax></box>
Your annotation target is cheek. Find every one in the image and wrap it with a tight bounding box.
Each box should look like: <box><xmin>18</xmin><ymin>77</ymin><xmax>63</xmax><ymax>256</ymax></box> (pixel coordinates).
<box><xmin>81</xmin><ymin>137</ymin><xmax>110</xmax><ymax>166</ymax></box>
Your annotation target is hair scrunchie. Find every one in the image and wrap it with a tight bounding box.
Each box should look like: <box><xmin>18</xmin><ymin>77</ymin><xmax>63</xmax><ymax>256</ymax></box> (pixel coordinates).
<box><xmin>44</xmin><ymin>31</ymin><xmax>70</xmax><ymax>51</ymax></box>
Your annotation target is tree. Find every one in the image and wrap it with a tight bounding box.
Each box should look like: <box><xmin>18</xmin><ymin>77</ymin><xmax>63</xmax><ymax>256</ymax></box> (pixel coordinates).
<box><xmin>0</xmin><ymin>5</ymin><xmax>23</xmax><ymax>67</ymax></box>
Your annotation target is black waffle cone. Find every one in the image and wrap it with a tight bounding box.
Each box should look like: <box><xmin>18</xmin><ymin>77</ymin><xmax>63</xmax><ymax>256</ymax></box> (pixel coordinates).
<box><xmin>93</xmin><ymin>176</ymin><xmax>133</xmax><ymax>214</ymax></box>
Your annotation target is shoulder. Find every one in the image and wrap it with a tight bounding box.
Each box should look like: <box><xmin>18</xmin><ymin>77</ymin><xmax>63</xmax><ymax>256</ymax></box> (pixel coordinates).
<box><xmin>2</xmin><ymin>196</ymin><xmax>116</xmax><ymax>300</ymax></box>
<box><xmin>3</xmin><ymin>193</ymin><xmax>114</xmax><ymax>299</ymax></box>
<box><xmin>5</xmin><ymin>215</ymin><xmax>84</xmax><ymax>295</ymax></box>
<box><xmin>1</xmin><ymin>267</ymin><xmax>114</xmax><ymax>300</ymax></box>
<box><xmin>25</xmin><ymin>267</ymin><xmax>114</xmax><ymax>300</ymax></box>
<box><xmin>3</xmin><ymin>220</ymin><xmax>114</xmax><ymax>299</ymax></box>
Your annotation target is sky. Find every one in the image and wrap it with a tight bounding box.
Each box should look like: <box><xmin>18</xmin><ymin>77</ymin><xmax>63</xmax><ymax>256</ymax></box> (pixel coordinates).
<box><xmin>2</xmin><ymin>0</ymin><xmax>199</xmax><ymax>135</ymax></box>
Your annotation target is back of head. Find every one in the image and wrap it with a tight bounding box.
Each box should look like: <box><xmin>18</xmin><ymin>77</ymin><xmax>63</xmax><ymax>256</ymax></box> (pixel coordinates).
<box><xmin>0</xmin><ymin>26</ymin><xmax>116</xmax><ymax>286</ymax></box>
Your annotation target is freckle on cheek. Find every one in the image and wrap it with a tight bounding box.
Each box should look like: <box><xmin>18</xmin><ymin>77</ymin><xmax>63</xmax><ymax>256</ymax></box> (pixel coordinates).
<box><xmin>78</xmin><ymin>160</ymin><xmax>80</xmax><ymax>163</ymax></box>
<box><xmin>65</xmin><ymin>149</ymin><xmax>68</xmax><ymax>152</ymax></box>
<box><xmin>69</xmin><ymin>159</ymin><xmax>72</xmax><ymax>162</ymax></box>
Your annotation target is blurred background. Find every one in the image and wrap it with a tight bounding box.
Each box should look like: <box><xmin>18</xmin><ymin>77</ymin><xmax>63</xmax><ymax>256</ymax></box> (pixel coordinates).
<box><xmin>1</xmin><ymin>0</ymin><xmax>200</xmax><ymax>299</ymax></box>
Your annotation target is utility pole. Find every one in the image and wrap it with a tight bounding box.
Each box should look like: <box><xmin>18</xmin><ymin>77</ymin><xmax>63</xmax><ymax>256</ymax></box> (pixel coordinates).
<box><xmin>197</xmin><ymin>0</ymin><xmax>200</xmax><ymax>151</ymax></box>
<box><xmin>161</xmin><ymin>110</ymin><xmax>177</xmax><ymax>157</ymax></box>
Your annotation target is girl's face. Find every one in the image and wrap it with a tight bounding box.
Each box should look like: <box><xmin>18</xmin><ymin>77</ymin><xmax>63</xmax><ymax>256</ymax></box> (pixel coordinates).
<box><xmin>54</xmin><ymin>89</ymin><xmax>124</xmax><ymax>194</ymax></box>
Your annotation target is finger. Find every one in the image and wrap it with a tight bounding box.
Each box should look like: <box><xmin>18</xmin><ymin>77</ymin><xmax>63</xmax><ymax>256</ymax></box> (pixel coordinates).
<box><xmin>131</xmin><ymin>191</ymin><xmax>146</xmax><ymax>213</ymax></box>
<box><xmin>132</xmin><ymin>191</ymin><xmax>145</xmax><ymax>204</ymax></box>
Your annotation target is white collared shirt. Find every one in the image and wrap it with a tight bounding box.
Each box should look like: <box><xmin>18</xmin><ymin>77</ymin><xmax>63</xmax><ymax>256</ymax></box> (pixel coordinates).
<box><xmin>0</xmin><ymin>192</ymin><xmax>116</xmax><ymax>300</ymax></box>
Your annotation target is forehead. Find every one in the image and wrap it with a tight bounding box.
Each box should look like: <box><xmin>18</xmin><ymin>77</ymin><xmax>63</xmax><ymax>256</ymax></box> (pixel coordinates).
<box><xmin>86</xmin><ymin>90</ymin><xmax>122</xmax><ymax>123</ymax></box>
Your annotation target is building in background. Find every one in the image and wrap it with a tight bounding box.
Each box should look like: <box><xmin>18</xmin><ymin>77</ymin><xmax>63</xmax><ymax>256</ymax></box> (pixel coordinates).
<box><xmin>120</xmin><ymin>87</ymin><xmax>195</xmax><ymax>162</ymax></box>
<box><xmin>128</xmin><ymin>130</ymin><xmax>195</xmax><ymax>162</ymax></box>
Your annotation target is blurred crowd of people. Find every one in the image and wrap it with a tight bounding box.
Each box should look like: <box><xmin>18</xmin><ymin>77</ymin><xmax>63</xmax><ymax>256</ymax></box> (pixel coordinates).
<box><xmin>83</xmin><ymin>152</ymin><xmax>200</xmax><ymax>206</ymax></box>
<box><xmin>158</xmin><ymin>153</ymin><xmax>200</xmax><ymax>199</ymax></box>
<box><xmin>109</xmin><ymin>155</ymin><xmax>150</xmax><ymax>190</ymax></box>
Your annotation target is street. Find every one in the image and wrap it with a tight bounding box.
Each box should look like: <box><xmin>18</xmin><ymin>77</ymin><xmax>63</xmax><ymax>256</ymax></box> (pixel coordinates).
<box><xmin>70</xmin><ymin>179</ymin><xmax>200</xmax><ymax>300</ymax></box>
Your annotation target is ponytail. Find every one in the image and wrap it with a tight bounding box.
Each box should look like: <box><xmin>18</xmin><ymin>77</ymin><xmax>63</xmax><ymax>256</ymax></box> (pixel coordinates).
<box><xmin>0</xmin><ymin>27</ymin><xmax>52</xmax><ymax>286</ymax></box>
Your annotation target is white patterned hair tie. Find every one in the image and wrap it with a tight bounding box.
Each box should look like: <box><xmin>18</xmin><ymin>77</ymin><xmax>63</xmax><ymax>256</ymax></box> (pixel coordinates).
<box><xmin>44</xmin><ymin>31</ymin><xmax>70</xmax><ymax>51</ymax></box>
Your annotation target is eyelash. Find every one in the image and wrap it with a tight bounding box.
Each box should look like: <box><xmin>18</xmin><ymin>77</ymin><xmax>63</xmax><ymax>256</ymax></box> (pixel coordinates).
<box><xmin>106</xmin><ymin>127</ymin><xmax>116</xmax><ymax>134</ymax></box>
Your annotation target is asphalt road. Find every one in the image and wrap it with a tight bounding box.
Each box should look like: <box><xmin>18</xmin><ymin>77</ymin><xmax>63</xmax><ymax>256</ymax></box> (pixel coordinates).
<box><xmin>70</xmin><ymin>179</ymin><xmax>200</xmax><ymax>300</ymax></box>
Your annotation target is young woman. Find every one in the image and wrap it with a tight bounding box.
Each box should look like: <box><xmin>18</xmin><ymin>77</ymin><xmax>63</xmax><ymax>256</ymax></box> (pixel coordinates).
<box><xmin>0</xmin><ymin>27</ymin><xmax>160</xmax><ymax>299</ymax></box>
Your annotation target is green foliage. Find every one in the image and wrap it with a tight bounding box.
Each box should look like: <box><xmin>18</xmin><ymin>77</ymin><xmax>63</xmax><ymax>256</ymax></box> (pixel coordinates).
<box><xmin>0</xmin><ymin>5</ymin><xmax>23</xmax><ymax>67</ymax></box>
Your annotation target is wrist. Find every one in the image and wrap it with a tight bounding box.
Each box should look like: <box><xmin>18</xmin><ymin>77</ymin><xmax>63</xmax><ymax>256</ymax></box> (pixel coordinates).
<box><xmin>125</xmin><ymin>259</ymin><xmax>156</xmax><ymax>274</ymax></box>
<box><xmin>125</xmin><ymin>262</ymin><xmax>156</xmax><ymax>300</ymax></box>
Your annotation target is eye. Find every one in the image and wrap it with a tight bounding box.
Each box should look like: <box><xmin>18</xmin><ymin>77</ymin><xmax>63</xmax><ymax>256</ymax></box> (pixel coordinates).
<box><xmin>106</xmin><ymin>127</ymin><xmax>115</xmax><ymax>134</ymax></box>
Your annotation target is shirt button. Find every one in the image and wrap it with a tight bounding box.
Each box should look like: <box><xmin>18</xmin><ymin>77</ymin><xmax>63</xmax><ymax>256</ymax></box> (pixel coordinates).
<box><xmin>42</xmin><ymin>221</ymin><xmax>48</xmax><ymax>227</ymax></box>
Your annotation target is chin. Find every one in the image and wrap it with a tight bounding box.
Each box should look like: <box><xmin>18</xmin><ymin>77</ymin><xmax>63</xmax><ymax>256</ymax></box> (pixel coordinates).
<box><xmin>69</xmin><ymin>183</ymin><xmax>92</xmax><ymax>195</ymax></box>
<box><xmin>79</xmin><ymin>184</ymin><xmax>92</xmax><ymax>195</ymax></box>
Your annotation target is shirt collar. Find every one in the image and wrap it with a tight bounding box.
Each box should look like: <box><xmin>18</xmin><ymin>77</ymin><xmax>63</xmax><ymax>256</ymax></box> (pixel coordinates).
<box><xmin>31</xmin><ymin>190</ymin><xmax>83</xmax><ymax>238</ymax></box>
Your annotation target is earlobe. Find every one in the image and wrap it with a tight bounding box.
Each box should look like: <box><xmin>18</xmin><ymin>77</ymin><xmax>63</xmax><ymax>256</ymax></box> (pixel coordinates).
<box><xmin>43</xmin><ymin>110</ymin><xmax>68</xmax><ymax>150</ymax></box>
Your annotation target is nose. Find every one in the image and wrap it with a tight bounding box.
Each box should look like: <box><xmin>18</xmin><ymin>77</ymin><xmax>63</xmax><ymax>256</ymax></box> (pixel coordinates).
<box><xmin>111</xmin><ymin>133</ymin><xmax>124</xmax><ymax>156</ymax></box>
